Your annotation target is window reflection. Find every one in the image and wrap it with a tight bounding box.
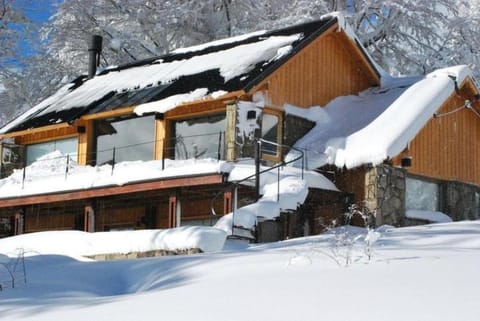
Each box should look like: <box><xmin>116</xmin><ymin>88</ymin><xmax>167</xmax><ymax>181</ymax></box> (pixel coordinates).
<box><xmin>171</xmin><ymin>114</ymin><xmax>226</xmax><ymax>160</ymax></box>
<box><xmin>406</xmin><ymin>177</ymin><xmax>440</xmax><ymax>211</ymax></box>
<box><xmin>95</xmin><ymin>116</ymin><xmax>155</xmax><ymax>165</ymax></box>
<box><xmin>261</xmin><ymin>113</ymin><xmax>280</xmax><ymax>156</ymax></box>
<box><xmin>26</xmin><ymin>137</ymin><xmax>78</xmax><ymax>165</ymax></box>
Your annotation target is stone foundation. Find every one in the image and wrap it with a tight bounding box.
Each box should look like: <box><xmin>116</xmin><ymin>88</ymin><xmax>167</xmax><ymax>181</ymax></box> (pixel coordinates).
<box><xmin>442</xmin><ymin>181</ymin><xmax>480</xmax><ymax>221</ymax></box>
<box><xmin>87</xmin><ymin>248</ymin><xmax>202</xmax><ymax>261</ymax></box>
<box><xmin>375</xmin><ymin>165</ymin><xmax>407</xmax><ymax>226</ymax></box>
<box><xmin>375</xmin><ymin>165</ymin><xmax>479</xmax><ymax>226</ymax></box>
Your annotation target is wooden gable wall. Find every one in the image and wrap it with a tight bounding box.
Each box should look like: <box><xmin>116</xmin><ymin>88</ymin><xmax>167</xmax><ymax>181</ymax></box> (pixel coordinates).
<box><xmin>255</xmin><ymin>25</ymin><xmax>380</xmax><ymax>108</ymax></box>
<box><xmin>393</xmin><ymin>80</ymin><xmax>480</xmax><ymax>185</ymax></box>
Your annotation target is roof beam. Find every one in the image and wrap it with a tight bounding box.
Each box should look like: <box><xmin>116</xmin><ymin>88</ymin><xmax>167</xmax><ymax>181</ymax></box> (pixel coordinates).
<box><xmin>0</xmin><ymin>173</ymin><xmax>226</xmax><ymax>208</ymax></box>
<box><xmin>0</xmin><ymin>122</ymin><xmax>72</xmax><ymax>139</ymax></box>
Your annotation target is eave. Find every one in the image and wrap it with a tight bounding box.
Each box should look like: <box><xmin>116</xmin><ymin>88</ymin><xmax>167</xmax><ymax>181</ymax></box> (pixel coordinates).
<box><xmin>0</xmin><ymin>122</ymin><xmax>73</xmax><ymax>140</ymax></box>
<box><xmin>0</xmin><ymin>91</ymin><xmax>246</xmax><ymax>142</ymax></box>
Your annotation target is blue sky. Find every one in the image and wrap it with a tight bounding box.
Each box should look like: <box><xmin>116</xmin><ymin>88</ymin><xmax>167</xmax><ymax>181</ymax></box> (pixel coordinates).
<box><xmin>22</xmin><ymin>0</ymin><xmax>57</xmax><ymax>23</ymax></box>
<box><xmin>12</xmin><ymin>0</ymin><xmax>59</xmax><ymax>63</ymax></box>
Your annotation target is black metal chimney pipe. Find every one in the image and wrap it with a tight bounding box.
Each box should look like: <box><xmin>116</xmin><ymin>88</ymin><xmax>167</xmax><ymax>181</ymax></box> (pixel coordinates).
<box><xmin>88</xmin><ymin>35</ymin><xmax>103</xmax><ymax>79</ymax></box>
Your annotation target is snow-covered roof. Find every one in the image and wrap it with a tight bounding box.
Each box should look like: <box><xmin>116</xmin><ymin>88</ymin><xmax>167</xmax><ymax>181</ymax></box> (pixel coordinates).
<box><xmin>0</xmin><ymin>16</ymin><xmax>342</xmax><ymax>134</ymax></box>
<box><xmin>288</xmin><ymin>65</ymin><xmax>478</xmax><ymax>169</ymax></box>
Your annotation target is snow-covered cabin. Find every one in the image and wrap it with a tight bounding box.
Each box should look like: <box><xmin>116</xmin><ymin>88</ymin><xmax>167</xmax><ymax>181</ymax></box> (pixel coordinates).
<box><xmin>0</xmin><ymin>13</ymin><xmax>479</xmax><ymax>239</ymax></box>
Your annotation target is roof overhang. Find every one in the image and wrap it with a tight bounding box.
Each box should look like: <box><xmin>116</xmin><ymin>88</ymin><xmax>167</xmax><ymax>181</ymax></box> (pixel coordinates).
<box><xmin>0</xmin><ymin>91</ymin><xmax>247</xmax><ymax>141</ymax></box>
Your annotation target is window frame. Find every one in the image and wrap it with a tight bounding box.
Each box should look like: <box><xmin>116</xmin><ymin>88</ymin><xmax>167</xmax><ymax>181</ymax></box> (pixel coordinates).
<box><xmin>25</xmin><ymin>136</ymin><xmax>79</xmax><ymax>165</ymax></box>
<box><xmin>93</xmin><ymin>114</ymin><xmax>156</xmax><ymax>165</ymax></box>
<box><xmin>166</xmin><ymin>112</ymin><xmax>227</xmax><ymax>161</ymax></box>
<box><xmin>261</xmin><ymin>107</ymin><xmax>283</xmax><ymax>162</ymax></box>
<box><xmin>405</xmin><ymin>174</ymin><xmax>441</xmax><ymax>212</ymax></box>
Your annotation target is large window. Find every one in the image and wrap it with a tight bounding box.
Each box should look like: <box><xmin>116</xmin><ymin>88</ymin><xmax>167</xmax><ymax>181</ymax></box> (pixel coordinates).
<box><xmin>95</xmin><ymin>115</ymin><xmax>155</xmax><ymax>165</ymax></box>
<box><xmin>406</xmin><ymin>177</ymin><xmax>440</xmax><ymax>211</ymax></box>
<box><xmin>170</xmin><ymin>113</ymin><xmax>226</xmax><ymax>160</ymax></box>
<box><xmin>26</xmin><ymin>137</ymin><xmax>78</xmax><ymax>165</ymax></box>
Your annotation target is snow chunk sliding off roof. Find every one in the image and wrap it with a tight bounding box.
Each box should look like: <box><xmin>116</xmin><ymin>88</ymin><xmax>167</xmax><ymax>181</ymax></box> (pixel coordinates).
<box><xmin>291</xmin><ymin>65</ymin><xmax>474</xmax><ymax>169</ymax></box>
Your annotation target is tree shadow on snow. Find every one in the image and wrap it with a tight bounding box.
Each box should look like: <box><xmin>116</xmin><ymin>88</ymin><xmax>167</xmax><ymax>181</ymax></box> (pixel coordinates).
<box><xmin>0</xmin><ymin>252</ymin><xmax>225</xmax><ymax>317</ymax></box>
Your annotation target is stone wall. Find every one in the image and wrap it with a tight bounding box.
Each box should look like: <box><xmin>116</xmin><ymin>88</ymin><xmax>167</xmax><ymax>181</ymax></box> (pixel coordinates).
<box><xmin>255</xmin><ymin>165</ymin><xmax>480</xmax><ymax>240</ymax></box>
<box><xmin>375</xmin><ymin>165</ymin><xmax>480</xmax><ymax>226</ymax></box>
<box><xmin>87</xmin><ymin>248</ymin><xmax>202</xmax><ymax>261</ymax></box>
<box><xmin>375</xmin><ymin>165</ymin><xmax>407</xmax><ymax>226</ymax></box>
<box><xmin>442</xmin><ymin>181</ymin><xmax>480</xmax><ymax>221</ymax></box>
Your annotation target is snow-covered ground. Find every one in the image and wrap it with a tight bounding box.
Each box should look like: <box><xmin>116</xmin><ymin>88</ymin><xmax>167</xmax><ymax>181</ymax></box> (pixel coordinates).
<box><xmin>0</xmin><ymin>220</ymin><xmax>479</xmax><ymax>321</ymax></box>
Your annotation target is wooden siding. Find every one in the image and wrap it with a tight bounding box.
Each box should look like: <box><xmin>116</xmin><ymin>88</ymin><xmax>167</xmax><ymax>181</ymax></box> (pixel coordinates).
<box><xmin>256</xmin><ymin>27</ymin><xmax>379</xmax><ymax>108</ymax></box>
<box><xmin>80</xmin><ymin>106</ymin><xmax>135</xmax><ymax>120</ymax></box>
<box><xmin>332</xmin><ymin>167</ymin><xmax>368</xmax><ymax>204</ymax></box>
<box><xmin>96</xmin><ymin>206</ymin><xmax>145</xmax><ymax>231</ymax></box>
<box><xmin>393</xmin><ymin>81</ymin><xmax>480</xmax><ymax>185</ymax></box>
<box><xmin>24</xmin><ymin>203</ymin><xmax>83</xmax><ymax>233</ymax></box>
<box><xmin>165</xmin><ymin>100</ymin><xmax>226</xmax><ymax>119</ymax></box>
<box><xmin>15</xmin><ymin>126</ymin><xmax>77</xmax><ymax>145</ymax></box>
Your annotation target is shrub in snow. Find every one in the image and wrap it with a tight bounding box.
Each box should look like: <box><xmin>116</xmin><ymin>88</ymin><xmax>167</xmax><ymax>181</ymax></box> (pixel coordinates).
<box><xmin>0</xmin><ymin>249</ymin><xmax>26</xmax><ymax>291</ymax></box>
<box><xmin>325</xmin><ymin>202</ymin><xmax>380</xmax><ymax>266</ymax></box>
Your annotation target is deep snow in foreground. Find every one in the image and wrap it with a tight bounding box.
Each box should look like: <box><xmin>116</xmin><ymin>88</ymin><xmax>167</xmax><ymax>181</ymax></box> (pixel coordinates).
<box><xmin>0</xmin><ymin>227</ymin><xmax>227</xmax><ymax>260</ymax></box>
<box><xmin>0</xmin><ymin>220</ymin><xmax>479</xmax><ymax>321</ymax></box>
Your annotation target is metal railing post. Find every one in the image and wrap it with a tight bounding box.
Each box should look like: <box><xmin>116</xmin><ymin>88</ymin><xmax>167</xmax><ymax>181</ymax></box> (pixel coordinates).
<box><xmin>111</xmin><ymin>147</ymin><xmax>116</xmax><ymax>175</ymax></box>
<box><xmin>22</xmin><ymin>167</ymin><xmax>26</xmax><ymax>189</ymax></box>
<box><xmin>65</xmin><ymin>154</ymin><xmax>70</xmax><ymax>181</ymax></box>
<box><xmin>217</xmin><ymin>131</ymin><xmax>222</xmax><ymax>161</ymax></box>
<box><xmin>255</xmin><ymin>139</ymin><xmax>261</xmax><ymax>201</ymax></box>
<box><xmin>277</xmin><ymin>165</ymin><xmax>280</xmax><ymax>202</ymax></box>
<box><xmin>302</xmin><ymin>148</ymin><xmax>305</xmax><ymax>179</ymax></box>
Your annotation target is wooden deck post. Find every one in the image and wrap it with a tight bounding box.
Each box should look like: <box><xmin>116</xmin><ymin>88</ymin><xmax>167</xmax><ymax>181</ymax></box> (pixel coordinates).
<box><xmin>13</xmin><ymin>211</ymin><xmax>24</xmax><ymax>236</ymax></box>
<box><xmin>77</xmin><ymin>120</ymin><xmax>94</xmax><ymax>166</ymax></box>
<box><xmin>225</xmin><ymin>102</ymin><xmax>237</xmax><ymax>161</ymax></box>
<box><xmin>224</xmin><ymin>190</ymin><xmax>232</xmax><ymax>214</ymax></box>
<box><xmin>168</xmin><ymin>194</ymin><xmax>181</xmax><ymax>228</ymax></box>
<box><xmin>84</xmin><ymin>204</ymin><xmax>95</xmax><ymax>232</ymax></box>
<box><xmin>154</xmin><ymin>117</ymin><xmax>166</xmax><ymax>161</ymax></box>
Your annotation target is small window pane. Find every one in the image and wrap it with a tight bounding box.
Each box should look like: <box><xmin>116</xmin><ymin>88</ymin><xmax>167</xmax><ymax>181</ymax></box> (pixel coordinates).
<box><xmin>55</xmin><ymin>138</ymin><xmax>78</xmax><ymax>160</ymax></box>
<box><xmin>26</xmin><ymin>137</ymin><xmax>78</xmax><ymax>165</ymax></box>
<box><xmin>261</xmin><ymin>113</ymin><xmax>279</xmax><ymax>156</ymax></box>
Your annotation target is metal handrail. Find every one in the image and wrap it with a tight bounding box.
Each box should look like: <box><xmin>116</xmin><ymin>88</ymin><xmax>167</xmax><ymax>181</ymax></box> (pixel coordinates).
<box><xmin>0</xmin><ymin>131</ymin><xmax>227</xmax><ymax>185</ymax></box>
<box><xmin>213</xmin><ymin>138</ymin><xmax>306</xmax><ymax>239</ymax></box>
<box><xmin>229</xmin><ymin>138</ymin><xmax>304</xmax><ymax>186</ymax></box>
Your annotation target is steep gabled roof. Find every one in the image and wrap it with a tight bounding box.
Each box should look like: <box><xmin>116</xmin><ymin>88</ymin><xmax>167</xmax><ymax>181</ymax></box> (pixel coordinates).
<box><xmin>0</xmin><ymin>15</ymin><xmax>358</xmax><ymax>134</ymax></box>
<box><xmin>288</xmin><ymin>65</ymin><xmax>479</xmax><ymax>169</ymax></box>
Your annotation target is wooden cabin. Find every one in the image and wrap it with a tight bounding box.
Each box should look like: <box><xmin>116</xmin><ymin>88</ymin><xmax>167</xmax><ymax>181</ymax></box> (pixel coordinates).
<box><xmin>0</xmin><ymin>13</ymin><xmax>479</xmax><ymax>239</ymax></box>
